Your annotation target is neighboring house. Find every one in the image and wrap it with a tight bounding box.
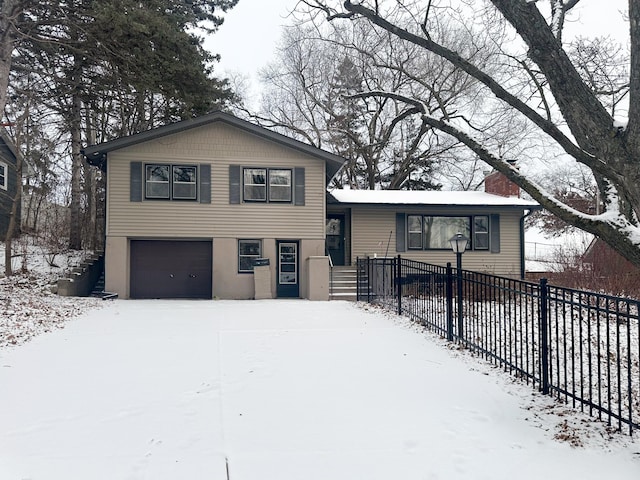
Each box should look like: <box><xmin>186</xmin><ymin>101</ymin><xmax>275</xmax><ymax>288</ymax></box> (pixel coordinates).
<box><xmin>0</xmin><ymin>128</ymin><xmax>20</xmax><ymax>241</ymax></box>
<box><xmin>83</xmin><ymin>111</ymin><xmax>344</xmax><ymax>300</ymax></box>
<box><xmin>582</xmin><ymin>238</ymin><xmax>640</xmax><ymax>282</ymax></box>
<box><xmin>84</xmin><ymin>111</ymin><xmax>539</xmax><ymax>300</ymax></box>
<box><xmin>327</xmin><ymin>186</ymin><xmax>539</xmax><ymax>278</ymax></box>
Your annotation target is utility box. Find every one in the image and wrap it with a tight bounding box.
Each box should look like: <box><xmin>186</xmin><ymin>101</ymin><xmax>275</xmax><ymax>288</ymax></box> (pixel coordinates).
<box><xmin>253</xmin><ymin>259</ymin><xmax>272</xmax><ymax>299</ymax></box>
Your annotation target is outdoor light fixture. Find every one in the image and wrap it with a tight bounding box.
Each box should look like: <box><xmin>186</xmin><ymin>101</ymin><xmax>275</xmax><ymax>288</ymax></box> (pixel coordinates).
<box><xmin>449</xmin><ymin>232</ymin><xmax>469</xmax><ymax>255</ymax></box>
<box><xmin>449</xmin><ymin>232</ymin><xmax>469</xmax><ymax>341</ymax></box>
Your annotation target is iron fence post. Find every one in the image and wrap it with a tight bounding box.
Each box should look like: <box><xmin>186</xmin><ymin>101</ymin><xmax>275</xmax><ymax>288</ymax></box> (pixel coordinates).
<box><xmin>456</xmin><ymin>253</ymin><xmax>464</xmax><ymax>341</ymax></box>
<box><xmin>356</xmin><ymin>259</ymin><xmax>361</xmax><ymax>301</ymax></box>
<box><xmin>446</xmin><ymin>262</ymin><xmax>453</xmax><ymax>341</ymax></box>
<box><xmin>397</xmin><ymin>255</ymin><xmax>402</xmax><ymax>315</ymax></box>
<box><xmin>367</xmin><ymin>257</ymin><xmax>372</xmax><ymax>303</ymax></box>
<box><xmin>540</xmin><ymin>277</ymin><xmax>550</xmax><ymax>395</ymax></box>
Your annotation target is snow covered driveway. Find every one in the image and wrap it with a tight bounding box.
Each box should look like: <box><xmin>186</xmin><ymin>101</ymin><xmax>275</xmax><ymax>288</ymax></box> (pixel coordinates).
<box><xmin>0</xmin><ymin>300</ymin><xmax>638</xmax><ymax>479</ymax></box>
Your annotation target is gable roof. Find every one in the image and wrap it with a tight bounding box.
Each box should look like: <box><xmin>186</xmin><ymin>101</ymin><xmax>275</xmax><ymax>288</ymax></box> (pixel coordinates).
<box><xmin>328</xmin><ymin>189</ymin><xmax>540</xmax><ymax>209</ymax></box>
<box><xmin>83</xmin><ymin>111</ymin><xmax>345</xmax><ymax>182</ymax></box>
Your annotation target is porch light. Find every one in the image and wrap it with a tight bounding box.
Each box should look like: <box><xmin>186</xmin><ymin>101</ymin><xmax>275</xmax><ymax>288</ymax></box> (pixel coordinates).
<box><xmin>449</xmin><ymin>232</ymin><xmax>468</xmax><ymax>342</ymax></box>
<box><xmin>449</xmin><ymin>232</ymin><xmax>469</xmax><ymax>254</ymax></box>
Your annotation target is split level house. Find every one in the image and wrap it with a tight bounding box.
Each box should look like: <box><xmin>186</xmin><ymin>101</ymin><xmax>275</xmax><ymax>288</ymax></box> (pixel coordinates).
<box><xmin>0</xmin><ymin>128</ymin><xmax>20</xmax><ymax>242</ymax></box>
<box><xmin>83</xmin><ymin>111</ymin><xmax>539</xmax><ymax>300</ymax></box>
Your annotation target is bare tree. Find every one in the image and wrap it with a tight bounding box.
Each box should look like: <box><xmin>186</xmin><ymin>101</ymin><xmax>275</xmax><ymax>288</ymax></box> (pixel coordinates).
<box><xmin>299</xmin><ymin>0</ymin><xmax>640</xmax><ymax>266</ymax></box>
<box><xmin>255</xmin><ymin>22</ymin><xmax>487</xmax><ymax>190</ymax></box>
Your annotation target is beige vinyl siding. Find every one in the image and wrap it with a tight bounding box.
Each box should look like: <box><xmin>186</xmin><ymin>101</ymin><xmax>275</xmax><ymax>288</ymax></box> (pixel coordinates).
<box><xmin>106</xmin><ymin>122</ymin><xmax>326</xmax><ymax>239</ymax></box>
<box><xmin>350</xmin><ymin>206</ymin><xmax>523</xmax><ymax>276</ymax></box>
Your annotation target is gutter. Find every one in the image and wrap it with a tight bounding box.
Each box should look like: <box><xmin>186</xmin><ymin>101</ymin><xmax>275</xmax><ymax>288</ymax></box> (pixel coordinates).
<box><xmin>520</xmin><ymin>209</ymin><xmax>538</xmax><ymax>279</ymax></box>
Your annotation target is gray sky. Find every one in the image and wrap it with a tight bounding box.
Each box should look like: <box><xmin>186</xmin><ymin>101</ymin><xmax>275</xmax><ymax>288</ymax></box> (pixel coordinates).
<box><xmin>208</xmin><ymin>0</ymin><xmax>628</xmax><ymax>102</ymax></box>
<box><xmin>209</xmin><ymin>0</ymin><xmax>299</xmax><ymax>82</ymax></box>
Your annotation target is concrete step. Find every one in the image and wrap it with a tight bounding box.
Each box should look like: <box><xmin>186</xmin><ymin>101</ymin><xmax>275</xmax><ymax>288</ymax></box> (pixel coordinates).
<box><xmin>330</xmin><ymin>266</ymin><xmax>360</xmax><ymax>301</ymax></box>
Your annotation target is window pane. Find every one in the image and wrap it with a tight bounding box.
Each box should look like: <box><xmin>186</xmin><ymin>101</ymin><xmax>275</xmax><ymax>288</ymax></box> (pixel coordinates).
<box><xmin>173</xmin><ymin>183</ymin><xmax>197</xmax><ymax>200</ymax></box>
<box><xmin>326</xmin><ymin>218</ymin><xmax>341</xmax><ymax>235</ymax></box>
<box><xmin>243</xmin><ymin>168</ymin><xmax>267</xmax><ymax>201</ymax></box>
<box><xmin>240</xmin><ymin>241</ymin><xmax>261</xmax><ymax>255</ymax></box>
<box><xmin>239</xmin><ymin>240</ymin><xmax>262</xmax><ymax>272</ymax></box>
<box><xmin>269</xmin><ymin>185</ymin><xmax>291</xmax><ymax>201</ymax></box>
<box><xmin>172</xmin><ymin>166</ymin><xmax>197</xmax><ymax>200</ymax></box>
<box><xmin>244</xmin><ymin>168</ymin><xmax>266</xmax><ymax>185</ymax></box>
<box><xmin>407</xmin><ymin>215</ymin><xmax>423</xmax><ymax>249</ymax></box>
<box><xmin>424</xmin><ymin>217</ymin><xmax>470</xmax><ymax>249</ymax></box>
<box><xmin>146</xmin><ymin>182</ymin><xmax>169</xmax><ymax>199</ymax></box>
<box><xmin>146</xmin><ymin>165</ymin><xmax>169</xmax><ymax>181</ymax></box>
<box><xmin>269</xmin><ymin>170</ymin><xmax>291</xmax><ymax>201</ymax></box>
<box><xmin>280</xmin><ymin>273</ymin><xmax>296</xmax><ymax>284</ymax></box>
<box><xmin>145</xmin><ymin>165</ymin><xmax>170</xmax><ymax>199</ymax></box>
<box><xmin>244</xmin><ymin>185</ymin><xmax>266</xmax><ymax>201</ymax></box>
<box><xmin>239</xmin><ymin>257</ymin><xmax>256</xmax><ymax>272</ymax></box>
<box><xmin>269</xmin><ymin>169</ymin><xmax>291</xmax><ymax>186</ymax></box>
<box><xmin>173</xmin><ymin>166</ymin><xmax>196</xmax><ymax>183</ymax></box>
<box><xmin>474</xmin><ymin>216</ymin><xmax>489</xmax><ymax>250</ymax></box>
<box><xmin>281</xmin><ymin>253</ymin><xmax>295</xmax><ymax>263</ymax></box>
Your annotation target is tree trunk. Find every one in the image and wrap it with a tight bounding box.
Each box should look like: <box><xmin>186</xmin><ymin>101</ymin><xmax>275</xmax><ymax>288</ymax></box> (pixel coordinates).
<box><xmin>69</xmin><ymin>91</ymin><xmax>83</xmax><ymax>250</ymax></box>
<box><xmin>4</xmin><ymin>146</ymin><xmax>22</xmax><ymax>277</ymax></box>
<box><xmin>0</xmin><ymin>0</ymin><xmax>21</xmax><ymax>118</ymax></box>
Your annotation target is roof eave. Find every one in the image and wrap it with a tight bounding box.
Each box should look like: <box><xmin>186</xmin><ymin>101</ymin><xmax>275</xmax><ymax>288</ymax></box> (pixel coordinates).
<box><xmin>330</xmin><ymin>201</ymin><xmax>542</xmax><ymax>210</ymax></box>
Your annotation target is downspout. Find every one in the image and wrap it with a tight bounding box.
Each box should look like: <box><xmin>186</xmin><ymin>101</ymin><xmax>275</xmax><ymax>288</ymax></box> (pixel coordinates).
<box><xmin>520</xmin><ymin>209</ymin><xmax>535</xmax><ymax>279</ymax></box>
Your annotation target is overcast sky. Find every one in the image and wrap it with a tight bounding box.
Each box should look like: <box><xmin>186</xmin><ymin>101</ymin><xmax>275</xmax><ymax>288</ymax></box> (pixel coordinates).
<box><xmin>208</xmin><ymin>1</ymin><xmax>299</xmax><ymax>83</ymax></box>
<box><xmin>208</xmin><ymin>0</ymin><xmax>628</xmax><ymax>104</ymax></box>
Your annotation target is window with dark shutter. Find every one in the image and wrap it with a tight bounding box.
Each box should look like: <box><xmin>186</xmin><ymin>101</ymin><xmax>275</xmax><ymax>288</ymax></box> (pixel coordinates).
<box><xmin>490</xmin><ymin>214</ymin><xmax>501</xmax><ymax>253</ymax></box>
<box><xmin>229</xmin><ymin>165</ymin><xmax>241</xmax><ymax>204</ymax></box>
<box><xmin>130</xmin><ymin>162</ymin><xmax>142</xmax><ymax>202</ymax></box>
<box><xmin>396</xmin><ymin>213</ymin><xmax>406</xmax><ymax>252</ymax></box>
<box><xmin>199</xmin><ymin>164</ymin><xmax>211</xmax><ymax>204</ymax></box>
<box><xmin>294</xmin><ymin>167</ymin><xmax>305</xmax><ymax>206</ymax></box>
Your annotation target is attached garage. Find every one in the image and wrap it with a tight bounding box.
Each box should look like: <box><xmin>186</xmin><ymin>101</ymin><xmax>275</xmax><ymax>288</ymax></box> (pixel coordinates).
<box><xmin>130</xmin><ymin>240</ymin><xmax>212</xmax><ymax>299</ymax></box>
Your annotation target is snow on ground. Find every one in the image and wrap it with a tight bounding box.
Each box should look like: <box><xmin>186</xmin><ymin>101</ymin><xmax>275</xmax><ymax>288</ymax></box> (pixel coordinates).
<box><xmin>0</xmin><ymin>238</ymin><xmax>102</xmax><ymax>348</ymax></box>
<box><xmin>1</xmin><ymin>299</ymin><xmax>638</xmax><ymax>480</ymax></box>
<box><xmin>525</xmin><ymin>225</ymin><xmax>594</xmax><ymax>272</ymax></box>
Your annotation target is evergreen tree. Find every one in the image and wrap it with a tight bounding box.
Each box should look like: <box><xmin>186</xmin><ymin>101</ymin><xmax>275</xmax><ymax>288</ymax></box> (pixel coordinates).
<box><xmin>6</xmin><ymin>0</ymin><xmax>238</xmax><ymax>250</ymax></box>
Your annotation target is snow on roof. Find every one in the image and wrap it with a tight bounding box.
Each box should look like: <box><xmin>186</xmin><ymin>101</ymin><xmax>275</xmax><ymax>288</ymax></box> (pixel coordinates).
<box><xmin>329</xmin><ymin>189</ymin><xmax>540</xmax><ymax>208</ymax></box>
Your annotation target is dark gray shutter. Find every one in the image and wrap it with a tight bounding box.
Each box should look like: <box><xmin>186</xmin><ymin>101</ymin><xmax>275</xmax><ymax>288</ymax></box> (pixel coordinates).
<box><xmin>130</xmin><ymin>162</ymin><xmax>142</xmax><ymax>202</ymax></box>
<box><xmin>229</xmin><ymin>165</ymin><xmax>240</xmax><ymax>204</ymax></box>
<box><xmin>396</xmin><ymin>213</ymin><xmax>406</xmax><ymax>252</ymax></box>
<box><xmin>199</xmin><ymin>163</ymin><xmax>211</xmax><ymax>204</ymax></box>
<box><xmin>490</xmin><ymin>214</ymin><xmax>501</xmax><ymax>253</ymax></box>
<box><xmin>294</xmin><ymin>167</ymin><xmax>305</xmax><ymax>206</ymax></box>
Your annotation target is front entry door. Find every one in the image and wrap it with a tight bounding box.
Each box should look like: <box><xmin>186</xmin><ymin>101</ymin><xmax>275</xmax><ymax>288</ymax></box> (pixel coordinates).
<box><xmin>276</xmin><ymin>240</ymin><xmax>299</xmax><ymax>298</ymax></box>
<box><xmin>326</xmin><ymin>214</ymin><xmax>345</xmax><ymax>266</ymax></box>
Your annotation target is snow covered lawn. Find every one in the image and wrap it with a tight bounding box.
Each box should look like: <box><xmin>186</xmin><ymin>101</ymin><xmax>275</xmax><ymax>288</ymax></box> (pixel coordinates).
<box><xmin>0</xmin><ymin>300</ymin><xmax>638</xmax><ymax>479</ymax></box>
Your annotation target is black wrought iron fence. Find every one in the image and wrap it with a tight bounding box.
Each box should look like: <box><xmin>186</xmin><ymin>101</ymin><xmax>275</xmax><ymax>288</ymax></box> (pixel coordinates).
<box><xmin>356</xmin><ymin>256</ymin><xmax>640</xmax><ymax>435</ymax></box>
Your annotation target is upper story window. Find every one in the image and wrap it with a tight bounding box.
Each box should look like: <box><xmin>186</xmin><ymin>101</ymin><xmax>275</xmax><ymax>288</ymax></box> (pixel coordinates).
<box><xmin>0</xmin><ymin>161</ymin><xmax>7</xmax><ymax>190</ymax></box>
<box><xmin>243</xmin><ymin>167</ymin><xmax>292</xmax><ymax>203</ymax></box>
<box><xmin>407</xmin><ymin>215</ymin><xmax>489</xmax><ymax>251</ymax></box>
<box><xmin>145</xmin><ymin>164</ymin><xmax>197</xmax><ymax>201</ymax></box>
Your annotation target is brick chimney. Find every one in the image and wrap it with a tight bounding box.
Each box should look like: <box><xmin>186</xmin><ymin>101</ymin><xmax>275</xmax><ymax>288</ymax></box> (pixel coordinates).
<box><xmin>484</xmin><ymin>161</ymin><xmax>520</xmax><ymax>198</ymax></box>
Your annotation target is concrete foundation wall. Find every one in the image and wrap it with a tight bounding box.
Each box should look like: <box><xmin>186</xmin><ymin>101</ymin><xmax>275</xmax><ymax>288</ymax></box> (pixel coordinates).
<box><xmin>104</xmin><ymin>235</ymin><xmax>326</xmax><ymax>300</ymax></box>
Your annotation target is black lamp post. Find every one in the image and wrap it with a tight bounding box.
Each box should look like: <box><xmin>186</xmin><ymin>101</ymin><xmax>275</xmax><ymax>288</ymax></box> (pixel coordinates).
<box><xmin>449</xmin><ymin>232</ymin><xmax>468</xmax><ymax>340</ymax></box>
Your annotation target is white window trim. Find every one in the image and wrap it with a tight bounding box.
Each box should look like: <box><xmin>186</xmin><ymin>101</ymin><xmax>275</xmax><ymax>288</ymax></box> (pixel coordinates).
<box><xmin>144</xmin><ymin>163</ymin><xmax>198</xmax><ymax>201</ymax></box>
<box><xmin>238</xmin><ymin>239</ymin><xmax>263</xmax><ymax>273</ymax></box>
<box><xmin>0</xmin><ymin>161</ymin><xmax>7</xmax><ymax>191</ymax></box>
<box><xmin>407</xmin><ymin>214</ymin><xmax>491</xmax><ymax>251</ymax></box>
<box><xmin>242</xmin><ymin>167</ymin><xmax>293</xmax><ymax>203</ymax></box>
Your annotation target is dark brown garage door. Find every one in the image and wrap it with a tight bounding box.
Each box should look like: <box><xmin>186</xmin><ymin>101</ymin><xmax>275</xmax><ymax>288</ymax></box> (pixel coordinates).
<box><xmin>130</xmin><ymin>240</ymin><xmax>212</xmax><ymax>299</ymax></box>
